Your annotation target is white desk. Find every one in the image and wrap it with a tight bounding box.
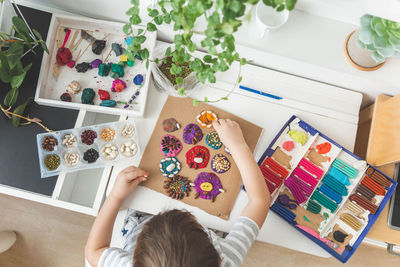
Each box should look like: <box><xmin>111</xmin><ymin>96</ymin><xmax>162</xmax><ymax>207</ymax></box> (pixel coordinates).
<box><xmin>106</xmin><ymin>45</ymin><xmax>362</xmax><ymax>258</ymax></box>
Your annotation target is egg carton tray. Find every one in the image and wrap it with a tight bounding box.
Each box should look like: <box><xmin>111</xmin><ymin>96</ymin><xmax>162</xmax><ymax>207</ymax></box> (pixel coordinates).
<box><xmin>36</xmin><ymin>120</ymin><xmax>140</xmax><ymax>178</ymax></box>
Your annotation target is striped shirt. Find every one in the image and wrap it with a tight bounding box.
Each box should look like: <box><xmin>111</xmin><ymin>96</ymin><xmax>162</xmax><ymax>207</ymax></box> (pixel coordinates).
<box><xmin>99</xmin><ymin>214</ymin><xmax>259</xmax><ymax>267</ymax></box>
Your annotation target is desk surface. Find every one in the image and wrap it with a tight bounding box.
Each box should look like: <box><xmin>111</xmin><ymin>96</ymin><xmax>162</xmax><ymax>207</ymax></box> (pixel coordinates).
<box><xmin>107</xmin><ymin>50</ymin><xmax>362</xmax><ymax>258</ymax></box>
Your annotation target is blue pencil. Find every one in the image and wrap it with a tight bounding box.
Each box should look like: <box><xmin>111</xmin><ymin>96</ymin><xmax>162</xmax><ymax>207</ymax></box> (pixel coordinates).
<box><xmin>239</xmin><ymin>85</ymin><xmax>282</xmax><ymax>100</ymax></box>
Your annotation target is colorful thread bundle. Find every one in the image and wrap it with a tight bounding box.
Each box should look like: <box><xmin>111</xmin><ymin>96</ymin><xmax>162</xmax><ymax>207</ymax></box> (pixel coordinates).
<box><xmin>344</xmin><ymin>201</ymin><xmax>366</xmax><ymax>218</ymax></box>
<box><xmin>322</xmin><ymin>174</ymin><xmax>348</xmax><ymax>196</ymax></box>
<box><xmin>361</xmin><ymin>176</ymin><xmax>386</xmax><ymax>196</ymax></box>
<box><xmin>328</xmin><ymin>167</ymin><xmax>350</xmax><ymax>186</ymax></box>
<box><xmin>270</xmin><ymin>202</ymin><xmax>296</xmax><ymax>223</ymax></box>
<box><xmin>311</xmin><ymin>190</ymin><xmax>338</xmax><ymax>213</ymax></box>
<box><xmin>260</xmin><ymin>163</ymin><xmax>284</xmax><ymax>194</ymax></box>
<box><xmin>366</xmin><ymin>167</ymin><xmax>392</xmax><ymax>188</ymax></box>
<box><xmin>263</xmin><ymin>157</ymin><xmax>289</xmax><ymax>178</ymax></box>
<box><xmin>349</xmin><ymin>194</ymin><xmax>378</xmax><ymax>214</ymax></box>
<box><xmin>340</xmin><ymin>213</ymin><xmax>362</xmax><ymax>231</ymax></box>
<box><xmin>306</xmin><ymin>199</ymin><xmax>322</xmax><ymax>214</ymax></box>
<box><xmin>332</xmin><ymin>159</ymin><xmax>358</xmax><ymax>178</ymax></box>
<box><xmin>292</xmin><ymin>167</ymin><xmax>318</xmax><ymax>188</ymax></box>
<box><xmin>355</xmin><ymin>184</ymin><xmax>375</xmax><ymax>201</ymax></box>
<box><xmin>298</xmin><ymin>158</ymin><xmax>324</xmax><ymax>180</ymax></box>
<box><xmin>285</xmin><ymin>177</ymin><xmax>307</xmax><ymax>204</ymax></box>
<box><xmin>319</xmin><ymin>184</ymin><xmax>343</xmax><ymax>204</ymax></box>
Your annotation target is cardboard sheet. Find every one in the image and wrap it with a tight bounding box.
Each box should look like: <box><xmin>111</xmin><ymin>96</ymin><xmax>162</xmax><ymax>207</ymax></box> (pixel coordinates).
<box><xmin>139</xmin><ymin>96</ymin><xmax>262</xmax><ymax>219</ymax></box>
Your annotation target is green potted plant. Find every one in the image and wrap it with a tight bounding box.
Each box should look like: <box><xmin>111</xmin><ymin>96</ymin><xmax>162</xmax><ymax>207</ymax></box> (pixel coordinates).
<box><xmin>345</xmin><ymin>14</ymin><xmax>400</xmax><ymax>71</ymax></box>
<box><xmin>123</xmin><ymin>0</ymin><xmax>296</xmax><ymax>105</ymax></box>
<box><xmin>0</xmin><ymin>15</ymin><xmax>50</xmax><ymax>131</ymax></box>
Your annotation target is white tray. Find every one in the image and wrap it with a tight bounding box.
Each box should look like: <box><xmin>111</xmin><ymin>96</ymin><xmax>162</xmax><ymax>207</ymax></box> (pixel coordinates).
<box><xmin>36</xmin><ymin>120</ymin><xmax>140</xmax><ymax>178</ymax></box>
<box><xmin>35</xmin><ymin>14</ymin><xmax>157</xmax><ymax>117</ymax></box>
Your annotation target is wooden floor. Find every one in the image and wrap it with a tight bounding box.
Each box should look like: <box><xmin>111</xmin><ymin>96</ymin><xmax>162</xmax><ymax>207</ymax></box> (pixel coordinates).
<box><xmin>1</xmin><ymin>193</ymin><xmax>400</xmax><ymax>267</ymax></box>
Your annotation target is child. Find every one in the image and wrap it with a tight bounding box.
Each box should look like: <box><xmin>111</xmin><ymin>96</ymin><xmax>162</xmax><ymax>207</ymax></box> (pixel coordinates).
<box><xmin>85</xmin><ymin>119</ymin><xmax>270</xmax><ymax>267</ymax></box>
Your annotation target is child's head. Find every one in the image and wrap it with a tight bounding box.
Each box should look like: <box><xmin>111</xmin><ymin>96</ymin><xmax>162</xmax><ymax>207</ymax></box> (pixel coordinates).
<box><xmin>133</xmin><ymin>209</ymin><xmax>220</xmax><ymax>267</ymax></box>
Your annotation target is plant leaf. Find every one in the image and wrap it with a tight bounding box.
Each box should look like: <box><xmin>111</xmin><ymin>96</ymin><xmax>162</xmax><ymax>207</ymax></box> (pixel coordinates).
<box><xmin>10</xmin><ymin>71</ymin><xmax>26</xmax><ymax>89</ymax></box>
<box><xmin>12</xmin><ymin>98</ymin><xmax>31</xmax><ymax>127</ymax></box>
<box><xmin>6</xmin><ymin>42</ymin><xmax>24</xmax><ymax>69</ymax></box>
<box><xmin>286</xmin><ymin>0</ymin><xmax>297</xmax><ymax>10</ymax></box>
<box><xmin>23</xmin><ymin>62</ymin><xmax>33</xmax><ymax>73</ymax></box>
<box><xmin>0</xmin><ymin>53</ymin><xmax>12</xmax><ymax>83</ymax></box>
<box><xmin>12</xmin><ymin>16</ymin><xmax>31</xmax><ymax>41</ymax></box>
<box><xmin>4</xmin><ymin>87</ymin><xmax>18</xmax><ymax>107</ymax></box>
<box><xmin>146</xmin><ymin>22</ymin><xmax>157</xmax><ymax>32</ymax></box>
<box><xmin>358</xmin><ymin>29</ymin><xmax>373</xmax><ymax>45</ymax></box>
<box><xmin>178</xmin><ymin>87</ymin><xmax>185</xmax><ymax>96</ymax></box>
<box><xmin>193</xmin><ymin>99</ymin><xmax>199</xmax><ymax>106</ymax></box>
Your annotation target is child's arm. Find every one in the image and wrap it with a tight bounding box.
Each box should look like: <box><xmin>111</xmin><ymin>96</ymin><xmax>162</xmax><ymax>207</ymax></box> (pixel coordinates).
<box><xmin>213</xmin><ymin>119</ymin><xmax>270</xmax><ymax>228</ymax></box>
<box><xmin>85</xmin><ymin>166</ymin><xmax>149</xmax><ymax>267</ymax></box>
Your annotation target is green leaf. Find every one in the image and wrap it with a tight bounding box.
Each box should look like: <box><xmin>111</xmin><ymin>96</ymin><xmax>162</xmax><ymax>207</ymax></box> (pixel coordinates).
<box><xmin>240</xmin><ymin>58</ymin><xmax>247</xmax><ymax>65</ymax></box>
<box><xmin>154</xmin><ymin>15</ymin><xmax>163</xmax><ymax>25</ymax></box>
<box><xmin>138</xmin><ymin>29</ymin><xmax>144</xmax><ymax>35</ymax></box>
<box><xmin>221</xmin><ymin>96</ymin><xmax>229</xmax><ymax>100</ymax></box>
<box><xmin>12</xmin><ymin>98</ymin><xmax>31</xmax><ymax>127</ymax></box>
<box><xmin>141</xmin><ymin>48</ymin><xmax>150</xmax><ymax>59</ymax></box>
<box><xmin>286</xmin><ymin>0</ymin><xmax>297</xmax><ymax>10</ymax></box>
<box><xmin>178</xmin><ymin>87</ymin><xmax>185</xmax><ymax>96</ymax></box>
<box><xmin>203</xmin><ymin>55</ymin><xmax>212</xmax><ymax>63</ymax></box>
<box><xmin>277</xmin><ymin>4</ymin><xmax>285</xmax><ymax>12</ymax></box>
<box><xmin>193</xmin><ymin>99</ymin><xmax>199</xmax><ymax>106</ymax></box>
<box><xmin>146</xmin><ymin>22</ymin><xmax>157</xmax><ymax>32</ymax></box>
<box><xmin>0</xmin><ymin>53</ymin><xmax>12</xmax><ymax>83</ymax></box>
<box><xmin>12</xmin><ymin>16</ymin><xmax>31</xmax><ymax>40</ymax></box>
<box><xmin>371</xmin><ymin>50</ymin><xmax>385</xmax><ymax>63</ymax></box>
<box><xmin>374</xmin><ymin>23</ymin><xmax>386</xmax><ymax>37</ymax></box>
<box><xmin>154</xmin><ymin>58</ymin><xmax>159</xmax><ymax>64</ymax></box>
<box><xmin>222</xmin><ymin>23</ymin><xmax>234</xmax><ymax>34</ymax></box>
<box><xmin>23</xmin><ymin>62</ymin><xmax>33</xmax><ymax>73</ymax></box>
<box><xmin>10</xmin><ymin>71</ymin><xmax>26</xmax><ymax>89</ymax></box>
<box><xmin>126</xmin><ymin>7</ymin><xmax>139</xmax><ymax>16</ymax></box>
<box><xmin>358</xmin><ymin>29</ymin><xmax>373</xmax><ymax>45</ymax></box>
<box><xmin>123</xmin><ymin>24</ymin><xmax>132</xmax><ymax>35</ymax></box>
<box><xmin>148</xmin><ymin>9</ymin><xmax>159</xmax><ymax>18</ymax></box>
<box><xmin>238</xmin><ymin>76</ymin><xmax>243</xmax><ymax>83</ymax></box>
<box><xmin>32</xmin><ymin>29</ymin><xmax>42</xmax><ymax>41</ymax></box>
<box><xmin>4</xmin><ymin>87</ymin><xmax>18</xmax><ymax>107</ymax></box>
<box><xmin>6</xmin><ymin>42</ymin><xmax>24</xmax><ymax>69</ymax></box>
<box><xmin>129</xmin><ymin>15</ymin><xmax>142</xmax><ymax>25</ymax></box>
<box><xmin>188</xmin><ymin>42</ymin><xmax>196</xmax><ymax>52</ymax></box>
<box><xmin>208</xmin><ymin>73</ymin><xmax>216</xmax><ymax>83</ymax></box>
<box><xmin>165</xmin><ymin>47</ymin><xmax>172</xmax><ymax>57</ymax></box>
<box><xmin>262</xmin><ymin>0</ymin><xmax>274</xmax><ymax>6</ymax></box>
<box><xmin>204</xmin><ymin>97</ymin><xmax>208</xmax><ymax>103</ymax></box>
<box><xmin>163</xmin><ymin>14</ymin><xmax>171</xmax><ymax>24</ymax></box>
<box><xmin>176</xmin><ymin>77</ymin><xmax>183</xmax><ymax>84</ymax></box>
<box><xmin>134</xmin><ymin>35</ymin><xmax>146</xmax><ymax>44</ymax></box>
<box><xmin>39</xmin><ymin>40</ymin><xmax>49</xmax><ymax>54</ymax></box>
<box><xmin>146</xmin><ymin>59</ymin><xmax>149</xmax><ymax>69</ymax></box>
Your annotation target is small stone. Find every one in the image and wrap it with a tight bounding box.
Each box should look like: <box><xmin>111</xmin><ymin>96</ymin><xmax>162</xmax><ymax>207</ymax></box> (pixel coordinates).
<box><xmin>92</xmin><ymin>40</ymin><xmax>106</xmax><ymax>55</ymax></box>
<box><xmin>60</xmin><ymin>92</ymin><xmax>72</xmax><ymax>102</ymax></box>
<box><xmin>81</xmin><ymin>88</ymin><xmax>95</xmax><ymax>104</ymax></box>
<box><xmin>75</xmin><ymin>62</ymin><xmax>92</xmax><ymax>73</ymax></box>
<box><xmin>105</xmin><ymin>148</ymin><xmax>112</xmax><ymax>153</ymax></box>
<box><xmin>91</xmin><ymin>59</ymin><xmax>102</xmax><ymax>68</ymax></box>
<box><xmin>67</xmin><ymin>80</ymin><xmax>82</xmax><ymax>95</ymax></box>
<box><xmin>133</xmin><ymin>74</ymin><xmax>144</xmax><ymax>86</ymax></box>
<box><xmin>98</xmin><ymin>89</ymin><xmax>110</xmax><ymax>100</ymax></box>
<box><xmin>111</xmin><ymin>79</ymin><xmax>127</xmax><ymax>92</ymax></box>
<box><xmin>98</xmin><ymin>63</ymin><xmax>111</xmax><ymax>76</ymax></box>
<box><xmin>100</xmin><ymin>100</ymin><xmax>117</xmax><ymax>107</ymax></box>
<box><xmin>112</xmin><ymin>43</ymin><xmax>125</xmax><ymax>56</ymax></box>
<box><xmin>110</xmin><ymin>64</ymin><xmax>124</xmax><ymax>79</ymax></box>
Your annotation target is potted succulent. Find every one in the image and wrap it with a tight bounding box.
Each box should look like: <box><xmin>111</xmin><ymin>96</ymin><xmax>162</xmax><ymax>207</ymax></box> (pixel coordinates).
<box><xmin>345</xmin><ymin>14</ymin><xmax>400</xmax><ymax>71</ymax></box>
<box><xmin>0</xmin><ymin>14</ymin><xmax>50</xmax><ymax>131</ymax></box>
<box><xmin>123</xmin><ymin>0</ymin><xmax>297</xmax><ymax>105</ymax></box>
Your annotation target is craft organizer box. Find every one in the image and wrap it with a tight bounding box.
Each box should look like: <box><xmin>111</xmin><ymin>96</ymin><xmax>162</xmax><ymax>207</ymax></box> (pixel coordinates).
<box><xmin>258</xmin><ymin>116</ymin><xmax>397</xmax><ymax>262</ymax></box>
<box><xmin>36</xmin><ymin>120</ymin><xmax>140</xmax><ymax>178</ymax></box>
<box><xmin>35</xmin><ymin>14</ymin><xmax>157</xmax><ymax>117</ymax></box>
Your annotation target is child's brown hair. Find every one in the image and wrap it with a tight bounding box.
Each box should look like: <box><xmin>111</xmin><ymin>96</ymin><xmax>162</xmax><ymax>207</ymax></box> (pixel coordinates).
<box><xmin>133</xmin><ymin>209</ymin><xmax>220</xmax><ymax>267</ymax></box>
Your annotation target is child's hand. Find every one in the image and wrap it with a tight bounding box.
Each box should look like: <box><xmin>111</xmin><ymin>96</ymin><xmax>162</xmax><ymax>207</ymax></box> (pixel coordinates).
<box><xmin>213</xmin><ymin>119</ymin><xmax>248</xmax><ymax>154</ymax></box>
<box><xmin>109</xmin><ymin>166</ymin><xmax>149</xmax><ymax>201</ymax></box>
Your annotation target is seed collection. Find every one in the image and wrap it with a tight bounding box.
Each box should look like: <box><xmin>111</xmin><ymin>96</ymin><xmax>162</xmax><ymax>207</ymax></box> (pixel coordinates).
<box><xmin>36</xmin><ymin>120</ymin><xmax>140</xmax><ymax>178</ymax></box>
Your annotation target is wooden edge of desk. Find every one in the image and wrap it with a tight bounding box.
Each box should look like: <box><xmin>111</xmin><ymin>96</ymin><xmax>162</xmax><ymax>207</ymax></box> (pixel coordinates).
<box><xmin>358</xmin><ymin>96</ymin><xmax>400</xmax><ymax>245</ymax></box>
